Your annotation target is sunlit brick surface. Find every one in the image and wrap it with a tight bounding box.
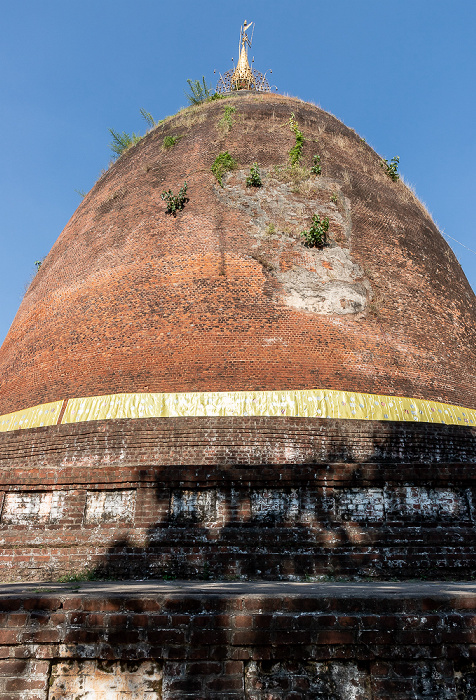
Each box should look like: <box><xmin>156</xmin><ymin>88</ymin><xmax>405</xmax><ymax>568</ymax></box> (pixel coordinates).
<box><xmin>0</xmin><ymin>94</ymin><xmax>474</xmax><ymax>415</ymax></box>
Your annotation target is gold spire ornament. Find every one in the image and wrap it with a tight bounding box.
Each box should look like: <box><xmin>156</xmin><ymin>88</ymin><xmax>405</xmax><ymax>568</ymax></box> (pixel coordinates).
<box><xmin>215</xmin><ymin>21</ymin><xmax>274</xmax><ymax>94</ymax></box>
<box><xmin>231</xmin><ymin>20</ymin><xmax>256</xmax><ymax>91</ymax></box>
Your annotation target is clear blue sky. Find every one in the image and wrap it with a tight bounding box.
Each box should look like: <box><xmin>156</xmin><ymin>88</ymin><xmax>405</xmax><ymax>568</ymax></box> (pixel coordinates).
<box><xmin>1</xmin><ymin>1</ymin><xmax>475</xmax><ymax>344</ymax></box>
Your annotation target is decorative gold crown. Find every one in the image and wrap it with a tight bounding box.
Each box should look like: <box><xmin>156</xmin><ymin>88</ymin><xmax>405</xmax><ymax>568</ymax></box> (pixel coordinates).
<box><xmin>215</xmin><ymin>21</ymin><xmax>273</xmax><ymax>94</ymax></box>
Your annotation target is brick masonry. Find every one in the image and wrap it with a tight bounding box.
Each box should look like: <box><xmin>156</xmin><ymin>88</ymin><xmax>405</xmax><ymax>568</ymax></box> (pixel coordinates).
<box><xmin>0</xmin><ymin>94</ymin><xmax>475</xmax><ymax>416</ymax></box>
<box><xmin>1</xmin><ymin>92</ymin><xmax>475</xmax><ymax>697</ymax></box>
<box><xmin>0</xmin><ymin>417</ymin><xmax>474</xmax><ymax>581</ymax></box>
<box><xmin>0</xmin><ymin>583</ymin><xmax>475</xmax><ymax>699</ymax></box>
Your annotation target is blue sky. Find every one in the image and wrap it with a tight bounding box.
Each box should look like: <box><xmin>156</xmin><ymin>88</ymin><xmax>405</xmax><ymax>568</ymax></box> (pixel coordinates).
<box><xmin>1</xmin><ymin>0</ymin><xmax>475</xmax><ymax>344</ymax></box>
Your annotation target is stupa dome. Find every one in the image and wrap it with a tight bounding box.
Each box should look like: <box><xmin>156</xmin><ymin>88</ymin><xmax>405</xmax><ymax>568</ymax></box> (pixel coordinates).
<box><xmin>0</xmin><ymin>93</ymin><xmax>475</xmax><ymax>425</ymax></box>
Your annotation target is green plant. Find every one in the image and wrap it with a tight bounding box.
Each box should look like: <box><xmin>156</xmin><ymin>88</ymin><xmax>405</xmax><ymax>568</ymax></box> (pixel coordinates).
<box><xmin>310</xmin><ymin>154</ymin><xmax>321</xmax><ymax>175</ymax></box>
<box><xmin>330</xmin><ymin>192</ymin><xmax>338</xmax><ymax>204</ymax></box>
<box><xmin>162</xmin><ymin>134</ymin><xmax>182</xmax><ymax>149</ymax></box>
<box><xmin>140</xmin><ymin>108</ymin><xmax>157</xmax><ymax>129</ymax></box>
<box><xmin>265</xmin><ymin>222</ymin><xmax>276</xmax><ymax>235</ymax></box>
<box><xmin>380</xmin><ymin>155</ymin><xmax>400</xmax><ymax>181</ymax></box>
<box><xmin>246</xmin><ymin>162</ymin><xmax>262</xmax><ymax>187</ymax></box>
<box><xmin>161</xmin><ymin>182</ymin><xmax>188</xmax><ymax>215</ymax></box>
<box><xmin>108</xmin><ymin>109</ymin><xmax>158</xmax><ymax>160</ymax></box>
<box><xmin>57</xmin><ymin>569</ymin><xmax>102</xmax><ymax>583</ymax></box>
<box><xmin>34</xmin><ymin>260</ymin><xmax>43</xmax><ymax>272</ymax></box>
<box><xmin>74</xmin><ymin>188</ymin><xmax>87</xmax><ymax>198</ymax></box>
<box><xmin>185</xmin><ymin>77</ymin><xmax>217</xmax><ymax>105</ymax></box>
<box><xmin>288</xmin><ymin>112</ymin><xmax>305</xmax><ymax>165</ymax></box>
<box><xmin>218</xmin><ymin>105</ymin><xmax>236</xmax><ymax>132</ymax></box>
<box><xmin>301</xmin><ymin>215</ymin><xmax>329</xmax><ymax>248</ymax></box>
<box><xmin>108</xmin><ymin>128</ymin><xmax>142</xmax><ymax>159</ymax></box>
<box><xmin>211</xmin><ymin>151</ymin><xmax>237</xmax><ymax>186</ymax></box>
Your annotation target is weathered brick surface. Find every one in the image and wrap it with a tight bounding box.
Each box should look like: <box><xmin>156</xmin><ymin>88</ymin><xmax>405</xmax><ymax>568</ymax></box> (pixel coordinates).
<box><xmin>0</xmin><ymin>418</ymin><xmax>474</xmax><ymax>581</ymax></box>
<box><xmin>0</xmin><ymin>94</ymin><xmax>475</xmax><ymax>416</ymax></box>
<box><xmin>0</xmin><ymin>587</ymin><xmax>475</xmax><ymax>698</ymax></box>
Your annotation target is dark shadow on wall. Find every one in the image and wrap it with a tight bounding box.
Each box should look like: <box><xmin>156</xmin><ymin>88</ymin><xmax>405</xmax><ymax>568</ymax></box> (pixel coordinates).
<box><xmin>85</xmin><ymin>419</ymin><xmax>476</xmax><ymax>583</ymax></box>
<box><xmin>4</xmin><ymin>418</ymin><xmax>475</xmax><ymax>699</ymax></box>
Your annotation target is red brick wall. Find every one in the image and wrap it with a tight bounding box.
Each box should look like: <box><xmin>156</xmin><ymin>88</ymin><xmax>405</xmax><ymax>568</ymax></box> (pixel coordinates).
<box><xmin>1</xmin><ymin>94</ymin><xmax>475</xmax><ymax>415</ymax></box>
<box><xmin>0</xmin><ymin>418</ymin><xmax>474</xmax><ymax>581</ymax></box>
<box><xmin>0</xmin><ymin>586</ymin><xmax>475</xmax><ymax>699</ymax></box>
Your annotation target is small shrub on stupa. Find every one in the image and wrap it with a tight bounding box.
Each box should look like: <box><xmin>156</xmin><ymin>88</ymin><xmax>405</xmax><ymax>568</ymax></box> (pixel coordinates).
<box><xmin>211</xmin><ymin>151</ymin><xmax>237</xmax><ymax>186</ymax></box>
<box><xmin>140</xmin><ymin>108</ymin><xmax>158</xmax><ymax>129</ymax></box>
<box><xmin>185</xmin><ymin>77</ymin><xmax>223</xmax><ymax>105</ymax></box>
<box><xmin>161</xmin><ymin>182</ymin><xmax>188</xmax><ymax>216</ymax></box>
<box><xmin>288</xmin><ymin>112</ymin><xmax>304</xmax><ymax>165</ymax></box>
<box><xmin>108</xmin><ymin>128</ymin><xmax>142</xmax><ymax>159</ymax></box>
<box><xmin>310</xmin><ymin>154</ymin><xmax>322</xmax><ymax>175</ymax></box>
<box><xmin>218</xmin><ymin>105</ymin><xmax>236</xmax><ymax>133</ymax></box>
<box><xmin>162</xmin><ymin>134</ymin><xmax>182</xmax><ymax>149</ymax></box>
<box><xmin>246</xmin><ymin>163</ymin><xmax>263</xmax><ymax>187</ymax></box>
<box><xmin>108</xmin><ymin>108</ymin><xmax>159</xmax><ymax>160</ymax></box>
<box><xmin>381</xmin><ymin>155</ymin><xmax>400</xmax><ymax>181</ymax></box>
<box><xmin>185</xmin><ymin>77</ymin><xmax>213</xmax><ymax>105</ymax></box>
<box><xmin>301</xmin><ymin>215</ymin><xmax>329</xmax><ymax>248</ymax></box>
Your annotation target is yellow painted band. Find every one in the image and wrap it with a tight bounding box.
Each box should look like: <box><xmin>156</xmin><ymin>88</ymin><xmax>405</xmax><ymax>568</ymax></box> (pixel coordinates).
<box><xmin>0</xmin><ymin>400</ymin><xmax>63</xmax><ymax>433</ymax></box>
<box><xmin>0</xmin><ymin>390</ymin><xmax>475</xmax><ymax>434</ymax></box>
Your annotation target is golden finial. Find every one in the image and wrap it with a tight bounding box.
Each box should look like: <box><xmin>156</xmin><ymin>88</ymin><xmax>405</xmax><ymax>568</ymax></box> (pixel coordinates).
<box><xmin>215</xmin><ymin>21</ymin><xmax>274</xmax><ymax>94</ymax></box>
<box><xmin>231</xmin><ymin>20</ymin><xmax>255</xmax><ymax>91</ymax></box>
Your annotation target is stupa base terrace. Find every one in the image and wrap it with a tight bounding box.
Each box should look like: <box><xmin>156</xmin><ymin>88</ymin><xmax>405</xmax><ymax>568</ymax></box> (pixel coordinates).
<box><xmin>0</xmin><ymin>580</ymin><xmax>476</xmax><ymax>700</ymax></box>
<box><xmin>0</xmin><ymin>415</ymin><xmax>475</xmax><ymax>697</ymax></box>
<box><xmin>0</xmin><ymin>416</ymin><xmax>475</xmax><ymax>583</ymax></box>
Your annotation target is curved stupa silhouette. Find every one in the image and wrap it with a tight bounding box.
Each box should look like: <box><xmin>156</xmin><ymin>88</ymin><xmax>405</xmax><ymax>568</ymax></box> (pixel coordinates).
<box><xmin>0</xmin><ymin>20</ymin><xmax>475</xmax><ymax>584</ymax></box>
<box><xmin>1</xmin><ymin>23</ymin><xmax>476</xmax><ymax>697</ymax></box>
<box><xmin>0</xmin><ymin>93</ymin><xmax>475</xmax><ymax>422</ymax></box>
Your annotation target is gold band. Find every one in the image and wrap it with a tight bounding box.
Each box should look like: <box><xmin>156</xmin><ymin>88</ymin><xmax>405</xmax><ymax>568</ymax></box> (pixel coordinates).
<box><xmin>0</xmin><ymin>389</ymin><xmax>475</xmax><ymax>433</ymax></box>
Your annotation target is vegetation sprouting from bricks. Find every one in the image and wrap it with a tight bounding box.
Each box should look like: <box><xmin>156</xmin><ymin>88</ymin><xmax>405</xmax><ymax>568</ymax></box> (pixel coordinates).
<box><xmin>108</xmin><ymin>128</ymin><xmax>142</xmax><ymax>160</ymax></box>
<box><xmin>218</xmin><ymin>105</ymin><xmax>236</xmax><ymax>132</ymax></box>
<box><xmin>311</xmin><ymin>154</ymin><xmax>322</xmax><ymax>175</ymax></box>
<box><xmin>288</xmin><ymin>112</ymin><xmax>305</xmax><ymax>165</ymax></box>
<box><xmin>211</xmin><ymin>151</ymin><xmax>237</xmax><ymax>186</ymax></box>
<box><xmin>161</xmin><ymin>182</ymin><xmax>188</xmax><ymax>216</ymax></box>
<box><xmin>301</xmin><ymin>215</ymin><xmax>329</xmax><ymax>248</ymax></box>
<box><xmin>246</xmin><ymin>163</ymin><xmax>262</xmax><ymax>187</ymax></box>
<box><xmin>381</xmin><ymin>155</ymin><xmax>400</xmax><ymax>181</ymax></box>
<box><xmin>185</xmin><ymin>77</ymin><xmax>223</xmax><ymax>105</ymax></box>
<box><xmin>162</xmin><ymin>134</ymin><xmax>182</xmax><ymax>149</ymax></box>
<box><xmin>108</xmin><ymin>108</ymin><xmax>159</xmax><ymax>159</ymax></box>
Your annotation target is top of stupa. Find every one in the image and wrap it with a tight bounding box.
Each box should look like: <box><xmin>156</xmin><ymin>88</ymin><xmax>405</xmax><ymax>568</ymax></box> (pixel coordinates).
<box><xmin>216</xmin><ymin>21</ymin><xmax>273</xmax><ymax>94</ymax></box>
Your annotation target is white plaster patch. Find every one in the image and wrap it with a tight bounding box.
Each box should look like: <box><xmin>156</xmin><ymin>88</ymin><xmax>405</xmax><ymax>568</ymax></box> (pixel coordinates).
<box><xmin>1</xmin><ymin>491</ymin><xmax>65</xmax><ymax>525</ymax></box>
<box><xmin>217</xmin><ymin>170</ymin><xmax>372</xmax><ymax>316</ymax></box>
<box><xmin>48</xmin><ymin>659</ymin><xmax>161</xmax><ymax>699</ymax></box>
<box><xmin>251</xmin><ymin>489</ymin><xmax>300</xmax><ymax>523</ymax></box>
<box><xmin>337</xmin><ymin>487</ymin><xmax>467</xmax><ymax>522</ymax></box>
<box><xmin>84</xmin><ymin>490</ymin><xmax>136</xmax><ymax>524</ymax></box>
<box><xmin>389</xmin><ymin>487</ymin><xmax>467</xmax><ymax>520</ymax></box>
<box><xmin>170</xmin><ymin>489</ymin><xmax>217</xmax><ymax>523</ymax></box>
<box><xmin>337</xmin><ymin>488</ymin><xmax>385</xmax><ymax>522</ymax></box>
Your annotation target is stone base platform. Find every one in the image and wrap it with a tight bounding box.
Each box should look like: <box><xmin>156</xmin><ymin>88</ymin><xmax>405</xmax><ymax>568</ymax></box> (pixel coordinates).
<box><xmin>0</xmin><ymin>580</ymin><xmax>475</xmax><ymax>699</ymax></box>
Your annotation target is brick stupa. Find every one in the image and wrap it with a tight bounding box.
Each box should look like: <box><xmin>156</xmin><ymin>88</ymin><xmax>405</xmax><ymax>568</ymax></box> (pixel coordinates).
<box><xmin>0</xmin><ymin>30</ymin><xmax>475</xmax><ymax>697</ymax></box>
